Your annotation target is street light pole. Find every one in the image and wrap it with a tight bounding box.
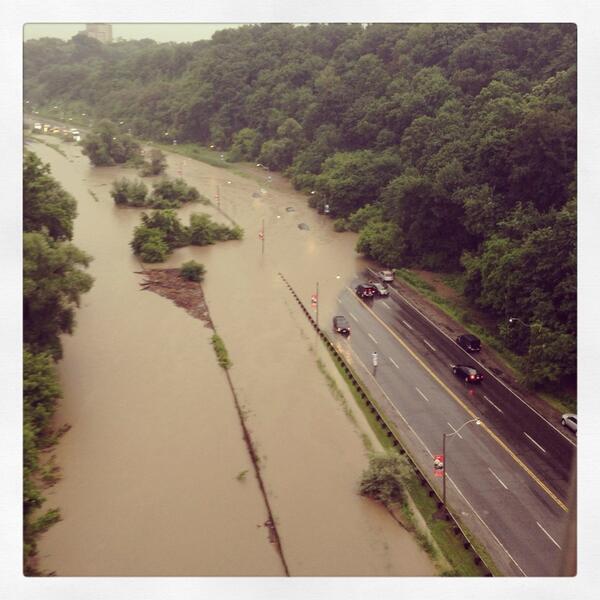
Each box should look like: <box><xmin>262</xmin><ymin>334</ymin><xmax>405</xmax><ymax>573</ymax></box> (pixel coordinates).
<box><xmin>442</xmin><ymin>417</ymin><xmax>481</xmax><ymax>509</ymax></box>
<box><xmin>316</xmin><ymin>281</ymin><xmax>319</xmax><ymax>329</ymax></box>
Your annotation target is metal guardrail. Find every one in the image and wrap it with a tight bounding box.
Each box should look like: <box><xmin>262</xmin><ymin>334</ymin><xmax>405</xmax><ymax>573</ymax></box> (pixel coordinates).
<box><xmin>279</xmin><ymin>272</ymin><xmax>493</xmax><ymax>576</ymax></box>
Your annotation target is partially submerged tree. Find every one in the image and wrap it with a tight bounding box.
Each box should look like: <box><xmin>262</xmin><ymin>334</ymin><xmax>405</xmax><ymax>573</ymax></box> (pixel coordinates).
<box><xmin>359</xmin><ymin>452</ymin><xmax>406</xmax><ymax>508</ymax></box>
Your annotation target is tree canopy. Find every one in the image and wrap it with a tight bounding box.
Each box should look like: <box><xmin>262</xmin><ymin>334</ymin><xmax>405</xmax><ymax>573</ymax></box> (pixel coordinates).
<box><xmin>24</xmin><ymin>23</ymin><xmax>576</xmax><ymax>386</ymax></box>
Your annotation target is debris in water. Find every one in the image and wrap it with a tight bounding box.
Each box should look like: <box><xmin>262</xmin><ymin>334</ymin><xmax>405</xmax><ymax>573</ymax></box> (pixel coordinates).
<box><xmin>136</xmin><ymin>268</ymin><xmax>212</xmax><ymax>327</ymax></box>
<box><xmin>298</xmin><ymin>223</ymin><xmax>310</xmax><ymax>230</ymax></box>
<box><xmin>285</xmin><ymin>207</ymin><xmax>295</xmax><ymax>212</ymax></box>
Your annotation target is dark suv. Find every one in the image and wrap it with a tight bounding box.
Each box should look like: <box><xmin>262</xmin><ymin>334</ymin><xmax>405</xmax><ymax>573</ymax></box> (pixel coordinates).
<box><xmin>333</xmin><ymin>315</ymin><xmax>351</xmax><ymax>336</ymax></box>
<box><xmin>456</xmin><ymin>334</ymin><xmax>481</xmax><ymax>352</ymax></box>
<box><xmin>355</xmin><ymin>283</ymin><xmax>377</xmax><ymax>299</ymax></box>
<box><xmin>451</xmin><ymin>364</ymin><xmax>483</xmax><ymax>384</ymax></box>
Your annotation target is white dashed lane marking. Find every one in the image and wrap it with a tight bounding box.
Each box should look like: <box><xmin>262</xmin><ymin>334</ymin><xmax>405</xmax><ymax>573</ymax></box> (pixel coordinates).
<box><xmin>415</xmin><ymin>387</ymin><xmax>430</xmax><ymax>402</ymax></box>
<box><xmin>524</xmin><ymin>432</ymin><xmax>547</xmax><ymax>453</ymax></box>
<box><xmin>488</xmin><ymin>467</ymin><xmax>508</xmax><ymax>490</ymax></box>
<box><xmin>368</xmin><ymin>333</ymin><xmax>378</xmax><ymax>344</ymax></box>
<box><xmin>389</xmin><ymin>357</ymin><xmax>399</xmax><ymax>369</ymax></box>
<box><xmin>423</xmin><ymin>339</ymin><xmax>437</xmax><ymax>352</ymax></box>
<box><xmin>537</xmin><ymin>521</ymin><xmax>561</xmax><ymax>549</ymax></box>
<box><xmin>349</xmin><ymin>312</ymin><xmax>358</xmax><ymax>322</ymax></box>
<box><xmin>402</xmin><ymin>319</ymin><xmax>414</xmax><ymax>330</ymax></box>
<box><xmin>484</xmin><ymin>395</ymin><xmax>504</xmax><ymax>414</ymax></box>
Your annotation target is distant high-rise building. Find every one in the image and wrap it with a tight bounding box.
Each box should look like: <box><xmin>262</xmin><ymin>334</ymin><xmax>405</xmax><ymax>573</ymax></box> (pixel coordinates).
<box><xmin>84</xmin><ymin>23</ymin><xmax>113</xmax><ymax>44</ymax></box>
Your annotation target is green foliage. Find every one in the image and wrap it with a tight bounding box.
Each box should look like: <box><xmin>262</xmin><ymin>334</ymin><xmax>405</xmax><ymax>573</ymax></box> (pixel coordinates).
<box><xmin>23</xmin><ymin>232</ymin><xmax>94</xmax><ymax>358</ymax></box>
<box><xmin>359</xmin><ymin>452</ymin><xmax>406</xmax><ymax>507</ymax></box>
<box><xmin>356</xmin><ymin>220</ymin><xmax>405</xmax><ymax>267</ymax></box>
<box><xmin>180</xmin><ymin>260</ymin><xmax>206</xmax><ymax>282</ymax></box>
<box><xmin>139</xmin><ymin>148</ymin><xmax>167</xmax><ymax>176</ymax></box>
<box><xmin>346</xmin><ymin>203</ymin><xmax>384</xmax><ymax>232</ymax></box>
<box><xmin>22</xmin><ymin>152</ymin><xmax>93</xmax><ymax>573</ymax></box>
<box><xmin>24</xmin><ymin>23</ymin><xmax>577</xmax><ymax>390</ymax></box>
<box><xmin>81</xmin><ymin>119</ymin><xmax>141</xmax><ymax>166</ymax></box>
<box><xmin>188</xmin><ymin>213</ymin><xmax>243</xmax><ymax>245</ymax></box>
<box><xmin>211</xmin><ymin>333</ymin><xmax>232</xmax><ymax>369</ymax></box>
<box><xmin>149</xmin><ymin>177</ymin><xmax>199</xmax><ymax>206</ymax></box>
<box><xmin>227</xmin><ymin>127</ymin><xmax>262</xmax><ymax>161</ymax></box>
<box><xmin>141</xmin><ymin>209</ymin><xmax>189</xmax><ymax>248</ymax></box>
<box><xmin>110</xmin><ymin>178</ymin><xmax>148</xmax><ymax>206</ymax></box>
<box><xmin>23</xmin><ymin>151</ymin><xmax>77</xmax><ymax>240</ymax></box>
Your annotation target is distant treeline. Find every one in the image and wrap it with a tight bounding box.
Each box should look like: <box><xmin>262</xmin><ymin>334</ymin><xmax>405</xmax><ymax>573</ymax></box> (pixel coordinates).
<box><xmin>24</xmin><ymin>24</ymin><xmax>576</xmax><ymax>386</ymax></box>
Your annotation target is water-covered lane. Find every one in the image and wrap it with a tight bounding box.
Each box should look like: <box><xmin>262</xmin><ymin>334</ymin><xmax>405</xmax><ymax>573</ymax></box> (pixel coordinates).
<box><xmin>32</xmin><ymin>136</ymin><xmax>437</xmax><ymax>576</ymax></box>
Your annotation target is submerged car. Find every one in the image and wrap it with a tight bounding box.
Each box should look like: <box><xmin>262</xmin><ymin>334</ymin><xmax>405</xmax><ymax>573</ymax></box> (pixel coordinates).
<box><xmin>561</xmin><ymin>413</ymin><xmax>577</xmax><ymax>434</ymax></box>
<box><xmin>456</xmin><ymin>334</ymin><xmax>481</xmax><ymax>352</ymax></box>
<box><xmin>451</xmin><ymin>364</ymin><xmax>483</xmax><ymax>384</ymax></box>
<box><xmin>355</xmin><ymin>283</ymin><xmax>377</xmax><ymax>299</ymax></box>
<box><xmin>378</xmin><ymin>270</ymin><xmax>394</xmax><ymax>282</ymax></box>
<box><xmin>333</xmin><ymin>315</ymin><xmax>351</xmax><ymax>336</ymax></box>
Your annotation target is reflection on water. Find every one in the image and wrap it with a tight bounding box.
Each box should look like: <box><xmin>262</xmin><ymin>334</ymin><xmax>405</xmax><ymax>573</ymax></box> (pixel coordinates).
<box><xmin>31</xmin><ymin>137</ymin><xmax>437</xmax><ymax>576</ymax></box>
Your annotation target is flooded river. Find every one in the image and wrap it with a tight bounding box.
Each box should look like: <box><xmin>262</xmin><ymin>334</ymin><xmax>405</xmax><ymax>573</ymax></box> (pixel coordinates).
<box><xmin>31</xmin><ymin>135</ymin><xmax>437</xmax><ymax>576</ymax></box>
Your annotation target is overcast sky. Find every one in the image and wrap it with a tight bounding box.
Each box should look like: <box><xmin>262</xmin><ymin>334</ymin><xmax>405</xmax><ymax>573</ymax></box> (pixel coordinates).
<box><xmin>23</xmin><ymin>23</ymin><xmax>245</xmax><ymax>43</ymax></box>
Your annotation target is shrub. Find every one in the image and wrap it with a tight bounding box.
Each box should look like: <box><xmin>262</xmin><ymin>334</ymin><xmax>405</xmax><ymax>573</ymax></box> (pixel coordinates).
<box><xmin>359</xmin><ymin>452</ymin><xmax>406</xmax><ymax>507</ymax></box>
<box><xmin>150</xmin><ymin>177</ymin><xmax>199</xmax><ymax>205</ymax></box>
<box><xmin>110</xmin><ymin>178</ymin><xmax>148</xmax><ymax>206</ymax></box>
<box><xmin>180</xmin><ymin>260</ymin><xmax>206</xmax><ymax>282</ymax></box>
<box><xmin>333</xmin><ymin>218</ymin><xmax>348</xmax><ymax>232</ymax></box>
<box><xmin>139</xmin><ymin>148</ymin><xmax>167</xmax><ymax>176</ymax></box>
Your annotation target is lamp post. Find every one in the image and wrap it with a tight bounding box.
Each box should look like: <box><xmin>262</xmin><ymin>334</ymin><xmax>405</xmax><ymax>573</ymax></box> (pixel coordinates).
<box><xmin>508</xmin><ymin>316</ymin><xmax>530</xmax><ymax>327</ymax></box>
<box><xmin>442</xmin><ymin>417</ymin><xmax>482</xmax><ymax>508</ymax></box>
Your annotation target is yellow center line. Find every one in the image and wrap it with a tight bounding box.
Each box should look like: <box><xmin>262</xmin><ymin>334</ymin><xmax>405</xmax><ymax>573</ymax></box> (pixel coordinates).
<box><xmin>346</xmin><ymin>287</ymin><xmax>568</xmax><ymax>513</ymax></box>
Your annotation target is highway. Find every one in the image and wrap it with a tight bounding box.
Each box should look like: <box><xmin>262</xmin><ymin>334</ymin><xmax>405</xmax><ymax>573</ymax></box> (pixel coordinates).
<box><xmin>330</xmin><ymin>270</ymin><xmax>575</xmax><ymax>576</ymax></box>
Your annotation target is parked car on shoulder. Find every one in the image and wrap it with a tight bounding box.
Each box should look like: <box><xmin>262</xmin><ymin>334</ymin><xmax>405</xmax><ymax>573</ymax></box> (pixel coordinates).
<box><xmin>456</xmin><ymin>334</ymin><xmax>481</xmax><ymax>352</ymax></box>
<box><xmin>333</xmin><ymin>315</ymin><xmax>351</xmax><ymax>336</ymax></box>
<box><xmin>561</xmin><ymin>413</ymin><xmax>577</xmax><ymax>434</ymax></box>
<box><xmin>451</xmin><ymin>364</ymin><xmax>483</xmax><ymax>384</ymax></box>
<box><xmin>355</xmin><ymin>283</ymin><xmax>377</xmax><ymax>299</ymax></box>
<box><xmin>370</xmin><ymin>281</ymin><xmax>389</xmax><ymax>297</ymax></box>
<box><xmin>378</xmin><ymin>270</ymin><xmax>394</xmax><ymax>282</ymax></box>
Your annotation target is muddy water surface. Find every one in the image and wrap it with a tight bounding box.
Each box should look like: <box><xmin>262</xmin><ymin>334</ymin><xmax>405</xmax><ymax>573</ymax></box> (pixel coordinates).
<box><xmin>32</xmin><ymin>138</ymin><xmax>437</xmax><ymax>576</ymax></box>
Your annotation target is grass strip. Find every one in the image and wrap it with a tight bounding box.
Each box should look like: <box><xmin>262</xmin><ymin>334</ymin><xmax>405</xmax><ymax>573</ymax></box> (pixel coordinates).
<box><xmin>211</xmin><ymin>333</ymin><xmax>232</xmax><ymax>369</ymax></box>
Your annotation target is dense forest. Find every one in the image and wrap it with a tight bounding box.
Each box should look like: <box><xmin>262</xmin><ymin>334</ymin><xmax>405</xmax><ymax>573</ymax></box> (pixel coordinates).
<box><xmin>23</xmin><ymin>151</ymin><xmax>94</xmax><ymax>573</ymax></box>
<box><xmin>24</xmin><ymin>23</ymin><xmax>576</xmax><ymax>387</ymax></box>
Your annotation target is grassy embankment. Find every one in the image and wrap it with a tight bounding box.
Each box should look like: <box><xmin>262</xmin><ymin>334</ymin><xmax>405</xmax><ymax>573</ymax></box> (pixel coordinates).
<box><xmin>318</xmin><ymin>340</ymin><xmax>497</xmax><ymax>576</ymax></box>
<box><xmin>395</xmin><ymin>268</ymin><xmax>575</xmax><ymax>414</ymax></box>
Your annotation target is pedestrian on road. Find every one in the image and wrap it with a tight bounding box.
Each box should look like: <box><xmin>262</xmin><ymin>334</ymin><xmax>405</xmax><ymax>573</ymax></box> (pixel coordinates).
<box><xmin>372</xmin><ymin>351</ymin><xmax>378</xmax><ymax>376</ymax></box>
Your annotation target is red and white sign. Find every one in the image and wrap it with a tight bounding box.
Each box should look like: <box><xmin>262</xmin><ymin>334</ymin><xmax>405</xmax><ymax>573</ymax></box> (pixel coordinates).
<box><xmin>433</xmin><ymin>455</ymin><xmax>444</xmax><ymax>477</ymax></box>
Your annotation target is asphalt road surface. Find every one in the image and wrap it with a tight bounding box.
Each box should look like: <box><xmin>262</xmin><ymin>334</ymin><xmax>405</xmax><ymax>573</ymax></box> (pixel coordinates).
<box><xmin>330</xmin><ymin>270</ymin><xmax>575</xmax><ymax>576</ymax></box>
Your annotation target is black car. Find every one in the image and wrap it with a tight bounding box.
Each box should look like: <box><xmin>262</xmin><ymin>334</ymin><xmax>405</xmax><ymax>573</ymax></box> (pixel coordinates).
<box><xmin>451</xmin><ymin>364</ymin><xmax>483</xmax><ymax>384</ymax></box>
<box><xmin>333</xmin><ymin>315</ymin><xmax>351</xmax><ymax>336</ymax></box>
<box><xmin>355</xmin><ymin>283</ymin><xmax>377</xmax><ymax>299</ymax></box>
<box><xmin>456</xmin><ymin>334</ymin><xmax>481</xmax><ymax>352</ymax></box>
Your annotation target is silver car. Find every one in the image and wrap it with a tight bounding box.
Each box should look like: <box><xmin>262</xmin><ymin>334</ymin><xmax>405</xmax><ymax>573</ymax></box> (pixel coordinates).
<box><xmin>379</xmin><ymin>270</ymin><xmax>394</xmax><ymax>282</ymax></box>
<box><xmin>371</xmin><ymin>281</ymin><xmax>389</xmax><ymax>296</ymax></box>
<box><xmin>561</xmin><ymin>413</ymin><xmax>577</xmax><ymax>434</ymax></box>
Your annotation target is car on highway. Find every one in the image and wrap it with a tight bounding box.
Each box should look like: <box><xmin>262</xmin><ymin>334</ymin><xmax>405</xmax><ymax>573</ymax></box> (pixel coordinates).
<box><xmin>333</xmin><ymin>315</ymin><xmax>351</xmax><ymax>336</ymax></box>
<box><xmin>378</xmin><ymin>270</ymin><xmax>394</xmax><ymax>282</ymax></box>
<box><xmin>451</xmin><ymin>364</ymin><xmax>483</xmax><ymax>384</ymax></box>
<box><xmin>456</xmin><ymin>333</ymin><xmax>481</xmax><ymax>352</ymax></box>
<box><xmin>561</xmin><ymin>413</ymin><xmax>577</xmax><ymax>434</ymax></box>
<box><xmin>355</xmin><ymin>283</ymin><xmax>377</xmax><ymax>299</ymax></box>
<box><xmin>369</xmin><ymin>281</ymin><xmax>389</xmax><ymax>297</ymax></box>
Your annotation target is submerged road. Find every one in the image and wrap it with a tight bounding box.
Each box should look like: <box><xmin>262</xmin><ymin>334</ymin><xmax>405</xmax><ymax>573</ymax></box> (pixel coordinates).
<box><xmin>331</xmin><ymin>272</ymin><xmax>575</xmax><ymax>576</ymax></box>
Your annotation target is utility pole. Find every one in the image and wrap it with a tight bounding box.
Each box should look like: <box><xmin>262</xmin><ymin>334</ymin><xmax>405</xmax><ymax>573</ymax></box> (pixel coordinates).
<box><xmin>261</xmin><ymin>218</ymin><xmax>265</xmax><ymax>255</ymax></box>
<box><xmin>216</xmin><ymin>184</ymin><xmax>220</xmax><ymax>209</ymax></box>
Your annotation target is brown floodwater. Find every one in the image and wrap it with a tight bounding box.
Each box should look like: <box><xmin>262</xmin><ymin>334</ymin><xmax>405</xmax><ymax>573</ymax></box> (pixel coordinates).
<box><xmin>31</xmin><ymin>136</ymin><xmax>437</xmax><ymax>576</ymax></box>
